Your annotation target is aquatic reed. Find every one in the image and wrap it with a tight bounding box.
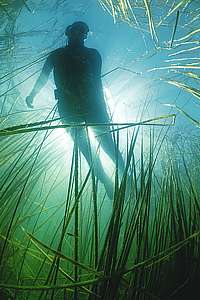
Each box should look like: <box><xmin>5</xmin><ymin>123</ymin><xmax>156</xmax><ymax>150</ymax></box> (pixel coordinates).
<box><xmin>0</xmin><ymin>1</ymin><xmax>200</xmax><ymax>299</ymax></box>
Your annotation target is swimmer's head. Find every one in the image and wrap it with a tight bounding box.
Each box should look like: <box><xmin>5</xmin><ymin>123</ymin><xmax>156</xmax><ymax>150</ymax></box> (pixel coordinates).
<box><xmin>65</xmin><ymin>22</ymin><xmax>89</xmax><ymax>42</ymax></box>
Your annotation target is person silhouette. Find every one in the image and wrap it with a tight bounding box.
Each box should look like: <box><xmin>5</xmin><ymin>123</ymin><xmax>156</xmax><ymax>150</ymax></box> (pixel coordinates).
<box><xmin>26</xmin><ymin>21</ymin><xmax>124</xmax><ymax>198</ymax></box>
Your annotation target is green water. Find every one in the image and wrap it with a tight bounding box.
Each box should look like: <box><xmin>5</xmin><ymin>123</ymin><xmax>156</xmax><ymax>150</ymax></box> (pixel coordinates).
<box><xmin>0</xmin><ymin>1</ymin><xmax>200</xmax><ymax>299</ymax></box>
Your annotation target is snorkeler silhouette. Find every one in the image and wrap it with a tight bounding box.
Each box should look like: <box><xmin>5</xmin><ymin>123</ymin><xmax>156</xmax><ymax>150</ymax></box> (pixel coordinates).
<box><xmin>26</xmin><ymin>21</ymin><xmax>124</xmax><ymax>198</ymax></box>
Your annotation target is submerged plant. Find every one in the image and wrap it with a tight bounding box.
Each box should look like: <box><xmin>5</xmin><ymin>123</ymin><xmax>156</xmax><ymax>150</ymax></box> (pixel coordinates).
<box><xmin>0</xmin><ymin>1</ymin><xmax>200</xmax><ymax>299</ymax></box>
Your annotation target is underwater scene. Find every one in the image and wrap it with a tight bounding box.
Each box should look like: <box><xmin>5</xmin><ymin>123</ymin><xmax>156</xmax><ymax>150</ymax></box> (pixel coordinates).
<box><xmin>0</xmin><ymin>0</ymin><xmax>200</xmax><ymax>299</ymax></box>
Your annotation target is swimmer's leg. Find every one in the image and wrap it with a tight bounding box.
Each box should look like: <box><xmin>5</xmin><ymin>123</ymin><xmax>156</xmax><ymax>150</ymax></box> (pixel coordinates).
<box><xmin>70</xmin><ymin>127</ymin><xmax>114</xmax><ymax>199</ymax></box>
<box><xmin>93</xmin><ymin>126</ymin><xmax>125</xmax><ymax>175</ymax></box>
<box><xmin>94</xmin><ymin>126</ymin><xmax>134</xmax><ymax>200</ymax></box>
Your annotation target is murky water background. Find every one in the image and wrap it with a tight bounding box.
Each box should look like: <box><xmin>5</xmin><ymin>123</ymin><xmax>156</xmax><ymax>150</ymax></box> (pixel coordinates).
<box><xmin>0</xmin><ymin>1</ymin><xmax>200</xmax><ymax>299</ymax></box>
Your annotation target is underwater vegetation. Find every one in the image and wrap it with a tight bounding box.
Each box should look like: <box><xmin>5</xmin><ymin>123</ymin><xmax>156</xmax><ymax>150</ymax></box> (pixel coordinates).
<box><xmin>0</xmin><ymin>0</ymin><xmax>200</xmax><ymax>299</ymax></box>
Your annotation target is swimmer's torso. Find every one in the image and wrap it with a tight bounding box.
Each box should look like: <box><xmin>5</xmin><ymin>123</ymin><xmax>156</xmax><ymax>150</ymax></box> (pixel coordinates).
<box><xmin>47</xmin><ymin>45</ymin><xmax>108</xmax><ymax>121</ymax></box>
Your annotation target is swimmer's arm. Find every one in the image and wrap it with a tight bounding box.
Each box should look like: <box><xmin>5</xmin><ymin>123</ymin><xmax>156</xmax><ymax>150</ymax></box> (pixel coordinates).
<box><xmin>92</xmin><ymin>49</ymin><xmax>108</xmax><ymax>106</ymax></box>
<box><xmin>26</xmin><ymin>56</ymin><xmax>53</xmax><ymax>108</ymax></box>
<box><xmin>93</xmin><ymin>50</ymin><xmax>106</xmax><ymax>97</ymax></box>
<box><xmin>93</xmin><ymin>49</ymin><xmax>102</xmax><ymax>79</ymax></box>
